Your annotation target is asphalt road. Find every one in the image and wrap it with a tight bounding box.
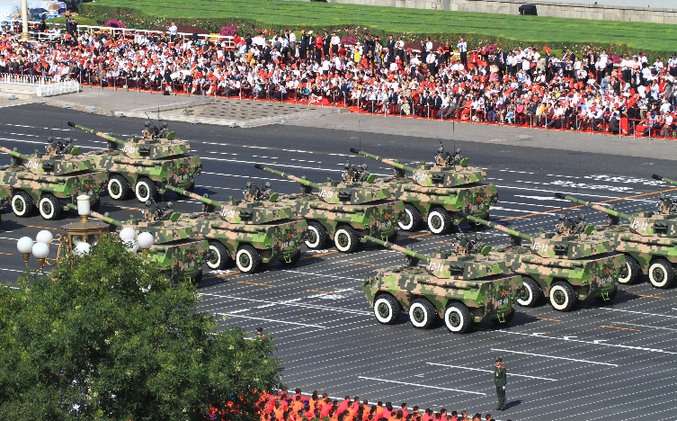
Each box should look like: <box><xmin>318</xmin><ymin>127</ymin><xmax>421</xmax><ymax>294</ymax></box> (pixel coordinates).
<box><xmin>1</xmin><ymin>104</ymin><xmax>676</xmax><ymax>420</ymax></box>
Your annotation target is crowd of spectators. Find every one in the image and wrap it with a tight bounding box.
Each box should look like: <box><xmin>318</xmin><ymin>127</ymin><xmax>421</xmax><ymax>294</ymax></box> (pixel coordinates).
<box><xmin>1</xmin><ymin>22</ymin><xmax>677</xmax><ymax>138</ymax></box>
<box><xmin>255</xmin><ymin>389</ymin><xmax>510</xmax><ymax>421</ymax></box>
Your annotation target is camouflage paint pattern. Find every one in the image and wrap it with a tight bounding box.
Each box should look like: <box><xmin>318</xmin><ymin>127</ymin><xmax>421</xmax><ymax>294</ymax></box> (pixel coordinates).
<box><xmin>0</xmin><ymin>145</ymin><xmax>107</xmax><ymax>207</ymax></box>
<box><xmin>149</xmin><ymin>239</ymin><xmax>209</xmax><ymax>283</ymax></box>
<box><xmin>256</xmin><ymin>165</ymin><xmax>403</xmax><ymax>243</ymax></box>
<box><xmin>68</xmin><ymin>122</ymin><xmax>202</xmax><ymax>192</ymax></box>
<box><xmin>350</xmin><ymin>148</ymin><xmax>498</xmax><ymax>223</ymax></box>
<box><xmin>362</xmin><ymin>235</ymin><xmax>522</xmax><ymax>332</ymax></box>
<box><xmin>467</xmin><ymin>215</ymin><xmax>621</xmax><ymax>304</ymax></box>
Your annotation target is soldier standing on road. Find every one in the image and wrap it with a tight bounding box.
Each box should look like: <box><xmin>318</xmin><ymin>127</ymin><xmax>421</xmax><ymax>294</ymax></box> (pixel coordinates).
<box><xmin>494</xmin><ymin>357</ymin><xmax>507</xmax><ymax>411</ymax></box>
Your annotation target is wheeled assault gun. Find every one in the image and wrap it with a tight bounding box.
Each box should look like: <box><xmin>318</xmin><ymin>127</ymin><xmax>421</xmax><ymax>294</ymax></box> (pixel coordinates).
<box><xmin>161</xmin><ymin>183</ymin><xmax>307</xmax><ymax>274</ymax></box>
<box><xmin>350</xmin><ymin>147</ymin><xmax>497</xmax><ymax>234</ymax></box>
<box><xmin>0</xmin><ymin>145</ymin><xmax>106</xmax><ymax>220</ymax></box>
<box><xmin>555</xmin><ymin>192</ymin><xmax>677</xmax><ymax>288</ymax></box>
<box><xmin>359</xmin><ymin>234</ymin><xmax>521</xmax><ymax>334</ymax></box>
<box><xmin>464</xmin><ymin>214</ymin><xmax>622</xmax><ymax>311</ymax></box>
<box><xmin>67</xmin><ymin>121</ymin><xmax>202</xmax><ymax>203</ymax></box>
<box><xmin>255</xmin><ymin>164</ymin><xmax>402</xmax><ymax>253</ymax></box>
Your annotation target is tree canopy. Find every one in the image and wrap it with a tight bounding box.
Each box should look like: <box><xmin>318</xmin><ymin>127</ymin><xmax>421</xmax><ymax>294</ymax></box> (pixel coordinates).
<box><xmin>0</xmin><ymin>234</ymin><xmax>281</xmax><ymax>420</ymax></box>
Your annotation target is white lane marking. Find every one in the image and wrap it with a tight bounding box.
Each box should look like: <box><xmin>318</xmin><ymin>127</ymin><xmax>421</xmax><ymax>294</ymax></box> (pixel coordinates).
<box><xmin>490</xmin><ymin>206</ymin><xmax>537</xmax><ymax>214</ymax></box>
<box><xmin>200</xmin><ymin>292</ymin><xmax>370</xmax><ymax>315</ymax></box>
<box><xmin>490</xmin><ymin>348</ymin><xmax>618</xmax><ymax>367</ymax></box>
<box><xmin>216</xmin><ymin>312</ymin><xmax>327</xmax><ymax>329</ymax></box>
<box><xmin>202</xmin><ymin>155</ymin><xmax>392</xmax><ymax>176</ymax></box>
<box><xmin>498</xmin><ymin>169</ymin><xmax>534</xmax><ymax>175</ymax></box>
<box><xmin>425</xmin><ymin>362</ymin><xmax>557</xmax><ymax>382</ymax></box>
<box><xmin>498</xmin><ymin>330</ymin><xmax>677</xmax><ymax>355</ymax></box>
<box><xmin>357</xmin><ymin>376</ymin><xmax>486</xmax><ymax>395</ymax></box>
<box><xmin>596</xmin><ymin>307</ymin><xmax>677</xmax><ymax>319</ymax></box>
<box><xmin>515</xmin><ymin>195</ymin><xmax>570</xmax><ymax>202</ymax></box>
<box><xmin>498</xmin><ymin>200</ymin><xmax>560</xmax><ymax>209</ymax></box>
<box><xmin>613</xmin><ymin>322</ymin><xmax>677</xmax><ymax>332</ymax></box>
<box><xmin>494</xmin><ymin>184</ymin><xmax>622</xmax><ymax>199</ymax></box>
<box><xmin>282</xmin><ymin>269</ymin><xmax>362</xmax><ymax>281</ymax></box>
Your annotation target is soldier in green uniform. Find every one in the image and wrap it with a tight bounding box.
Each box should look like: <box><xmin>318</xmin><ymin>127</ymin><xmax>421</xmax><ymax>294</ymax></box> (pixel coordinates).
<box><xmin>494</xmin><ymin>356</ymin><xmax>507</xmax><ymax>411</ymax></box>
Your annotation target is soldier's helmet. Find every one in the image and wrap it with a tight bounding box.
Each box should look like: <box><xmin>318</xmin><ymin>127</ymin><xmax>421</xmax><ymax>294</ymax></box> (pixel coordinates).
<box><xmin>657</xmin><ymin>194</ymin><xmax>675</xmax><ymax>215</ymax></box>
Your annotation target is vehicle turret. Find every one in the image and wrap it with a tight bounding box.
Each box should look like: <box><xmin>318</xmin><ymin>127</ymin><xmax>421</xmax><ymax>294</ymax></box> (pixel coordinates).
<box><xmin>466</xmin><ymin>214</ymin><xmax>535</xmax><ymax>244</ymax></box>
<box><xmin>0</xmin><ymin>144</ymin><xmax>95</xmax><ymax>176</ymax></box>
<box><xmin>67</xmin><ymin>121</ymin><xmax>191</xmax><ymax>160</ymax></box>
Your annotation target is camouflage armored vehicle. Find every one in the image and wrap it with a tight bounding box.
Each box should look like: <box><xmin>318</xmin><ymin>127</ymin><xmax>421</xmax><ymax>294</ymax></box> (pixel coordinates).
<box><xmin>0</xmin><ymin>141</ymin><xmax>107</xmax><ymax>220</ymax></box>
<box><xmin>0</xmin><ymin>185</ymin><xmax>9</xmax><ymax>223</ymax></box>
<box><xmin>361</xmin><ymin>234</ymin><xmax>522</xmax><ymax>333</ymax></box>
<box><xmin>67</xmin><ymin>121</ymin><xmax>202</xmax><ymax>203</ymax></box>
<box><xmin>162</xmin><ymin>182</ymin><xmax>307</xmax><ymax>274</ymax></box>
<box><xmin>350</xmin><ymin>146</ymin><xmax>497</xmax><ymax>234</ymax></box>
<box><xmin>556</xmin><ymin>192</ymin><xmax>677</xmax><ymax>289</ymax></box>
<box><xmin>84</xmin><ymin>201</ymin><xmax>207</xmax><ymax>283</ymax></box>
<box><xmin>255</xmin><ymin>164</ymin><xmax>403</xmax><ymax>253</ymax></box>
<box><xmin>466</xmin><ymin>214</ymin><xmax>622</xmax><ymax>311</ymax></box>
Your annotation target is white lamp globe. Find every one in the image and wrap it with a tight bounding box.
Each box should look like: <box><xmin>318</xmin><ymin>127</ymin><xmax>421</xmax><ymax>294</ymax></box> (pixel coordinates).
<box><xmin>119</xmin><ymin>227</ymin><xmax>137</xmax><ymax>242</ymax></box>
<box><xmin>74</xmin><ymin>242</ymin><xmax>91</xmax><ymax>256</ymax></box>
<box><xmin>17</xmin><ymin>236</ymin><xmax>34</xmax><ymax>254</ymax></box>
<box><xmin>137</xmin><ymin>232</ymin><xmax>154</xmax><ymax>249</ymax></box>
<box><xmin>36</xmin><ymin>230</ymin><xmax>54</xmax><ymax>245</ymax></box>
<box><xmin>122</xmin><ymin>239</ymin><xmax>138</xmax><ymax>253</ymax></box>
<box><xmin>32</xmin><ymin>242</ymin><xmax>50</xmax><ymax>259</ymax></box>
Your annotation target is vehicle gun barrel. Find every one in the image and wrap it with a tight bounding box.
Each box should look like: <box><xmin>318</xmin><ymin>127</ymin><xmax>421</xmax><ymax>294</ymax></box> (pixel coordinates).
<box><xmin>67</xmin><ymin>121</ymin><xmax>125</xmax><ymax>145</ymax></box>
<box><xmin>0</xmin><ymin>146</ymin><xmax>31</xmax><ymax>161</ymax></box>
<box><xmin>465</xmin><ymin>215</ymin><xmax>535</xmax><ymax>242</ymax></box>
<box><xmin>349</xmin><ymin>148</ymin><xmax>417</xmax><ymax>173</ymax></box>
<box><xmin>88</xmin><ymin>210</ymin><xmax>125</xmax><ymax>228</ymax></box>
<box><xmin>361</xmin><ymin>234</ymin><xmax>430</xmax><ymax>262</ymax></box>
<box><xmin>652</xmin><ymin>174</ymin><xmax>677</xmax><ymax>187</ymax></box>
<box><xmin>163</xmin><ymin>184</ymin><xmax>225</xmax><ymax>208</ymax></box>
<box><xmin>554</xmin><ymin>193</ymin><xmax>632</xmax><ymax>221</ymax></box>
<box><xmin>255</xmin><ymin>164</ymin><xmax>320</xmax><ymax>190</ymax></box>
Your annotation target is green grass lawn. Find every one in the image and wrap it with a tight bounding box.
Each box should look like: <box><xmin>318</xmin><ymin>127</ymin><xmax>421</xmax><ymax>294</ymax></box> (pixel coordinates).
<box><xmin>88</xmin><ymin>0</ymin><xmax>677</xmax><ymax>54</ymax></box>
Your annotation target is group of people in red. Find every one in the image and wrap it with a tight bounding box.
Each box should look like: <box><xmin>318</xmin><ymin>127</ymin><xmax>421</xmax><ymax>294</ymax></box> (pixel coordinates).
<box><xmin>258</xmin><ymin>389</ymin><xmax>507</xmax><ymax>421</ymax></box>
<box><xmin>1</xmin><ymin>19</ymin><xmax>675</xmax><ymax>139</ymax></box>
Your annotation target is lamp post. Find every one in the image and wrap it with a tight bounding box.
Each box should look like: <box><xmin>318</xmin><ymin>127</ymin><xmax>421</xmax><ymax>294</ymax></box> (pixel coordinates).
<box><xmin>21</xmin><ymin>0</ymin><xmax>29</xmax><ymax>42</ymax></box>
<box><xmin>119</xmin><ymin>226</ymin><xmax>155</xmax><ymax>253</ymax></box>
<box><xmin>17</xmin><ymin>229</ymin><xmax>53</xmax><ymax>272</ymax></box>
<box><xmin>58</xmin><ymin>195</ymin><xmax>109</xmax><ymax>259</ymax></box>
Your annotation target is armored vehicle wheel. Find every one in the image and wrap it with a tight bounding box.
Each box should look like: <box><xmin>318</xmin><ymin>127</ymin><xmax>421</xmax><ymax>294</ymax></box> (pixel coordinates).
<box><xmin>91</xmin><ymin>196</ymin><xmax>101</xmax><ymax>211</ymax></box>
<box><xmin>192</xmin><ymin>271</ymin><xmax>203</xmax><ymax>284</ymax></box>
<box><xmin>618</xmin><ymin>255</ymin><xmax>641</xmax><ymax>284</ymax></box>
<box><xmin>549</xmin><ymin>281</ymin><xmax>577</xmax><ymax>312</ymax></box>
<box><xmin>427</xmin><ymin>207</ymin><xmax>453</xmax><ymax>235</ymax></box>
<box><xmin>648</xmin><ymin>258</ymin><xmax>676</xmax><ymax>289</ymax></box>
<box><xmin>305</xmin><ymin>222</ymin><xmax>329</xmax><ymax>250</ymax></box>
<box><xmin>516</xmin><ymin>276</ymin><xmax>543</xmax><ymax>307</ymax></box>
<box><xmin>107</xmin><ymin>175</ymin><xmax>131</xmax><ymax>200</ymax></box>
<box><xmin>11</xmin><ymin>191</ymin><xmax>34</xmax><ymax>217</ymax></box>
<box><xmin>236</xmin><ymin>245</ymin><xmax>261</xmax><ymax>274</ymax></box>
<box><xmin>373</xmin><ymin>294</ymin><xmax>401</xmax><ymax>325</ymax></box>
<box><xmin>444</xmin><ymin>302</ymin><xmax>472</xmax><ymax>333</ymax></box>
<box><xmin>39</xmin><ymin>194</ymin><xmax>62</xmax><ymax>220</ymax></box>
<box><xmin>206</xmin><ymin>241</ymin><xmax>230</xmax><ymax>270</ymax></box>
<box><xmin>334</xmin><ymin>226</ymin><xmax>359</xmax><ymax>253</ymax></box>
<box><xmin>398</xmin><ymin>204</ymin><xmax>423</xmax><ymax>231</ymax></box>
<box><xmin>387</xmin><ymin>231</ymin><xmax>398</xmax><ymax>243</ymax></box>
<box><xmin>409</xmin><ymin>298</ymin><xmax>438</xmax><ymax>329</ymax></box>
<box><xmin>135</xmin><ymin>178</ymin><xmax>159</xmax><ymax>203</ymax></box>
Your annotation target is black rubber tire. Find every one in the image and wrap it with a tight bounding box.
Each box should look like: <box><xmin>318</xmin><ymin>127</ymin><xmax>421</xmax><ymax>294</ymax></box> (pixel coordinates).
<box><xmin>192</xmin><ymin>270</ymin><xmax>203</xmax><ymax>284</ymax></box>
<box><xmin>398</xmin><ymin>203</ymin><xmax>423</xmax><ymax>231</ymax></box>
<box><xmin>648</xmin><ymin>258</ymin><xmax>676</xmax><ymax>289</ymax></box>
<box><xmin>305</xmin><ymin>221</ymin><xmax>329</xmax><ymax>250</ymax></box>
<box><xmin>444</xmin><ymin>302</ymin><xmax>472</xmax><ymax>333</ymax></box>
<box><xmin>107</xmin><ymin>174</ymin><xmax>131</xmax><ymax>200</ymax></box>
<box><xmin>206</xmin><ymin>241</ymin><xmax>230</xmax><ymax>270</ymax></box>
<box><xmin>618</xmin><ymin>255</ymin><xmax>641</xmax><ymax>285</ymax></box>
<box><xmin>236</xmin><ymin>244</ymin><xmax>261</xmax><ymax>274</ymax></box>
<box><xmin>38</xmin><ymin>194</ymin><xmax>62</xmax><ymax>220</ymax></box>
<box><xmin>373</xmin><ymin>294</ymin><xmax>401</xmax><ymax>325</ymax></box>
<box><xmin>91</xmin><ymin>196</ymin><xmax>101</xmax><ymax>211</ymax></box>
<box><xmin>11</xmin><ymin>191</ymin><xmax>34</xmax><ymax>217</ymax></box>
<box><xmin>135</xmin><ymin>178</ymin><xmax>159</xmax><ymax>203</ymax></box>
<box><xmin>409</xmin><ymin>298</ymin><xmax>438</xmax><ymax>329</ymax></box>
<box><xmin>427</xmin><ymin>207</ymin><xmax>453</xmax><ymax>235</ymax></box>
<box><xmin>516</xmin><ymin>276</ymin><xmax>544</xmax><ymax>307</ymax></box>
<box><xmin>387</xmin><ymin>230</ymin><xmax>398</xmax><ymax>243</ymax></box>
<box><xmin>334</xmin><ymin>226</ymin><xmax>359</xmax><ymax>253</ymax></box>
<box><xmin>549</xmin><ymin>281</ymin><xmax>578</xmax><ymax>312</ymax></box>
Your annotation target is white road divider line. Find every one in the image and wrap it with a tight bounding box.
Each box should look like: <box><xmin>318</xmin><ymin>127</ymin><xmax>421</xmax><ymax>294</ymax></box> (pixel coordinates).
<box><xmin>490</xmin><ymin>348</ymin><xmax>618</xmax><ymax>367</ymax></box>
<box><xmin>358</xmin><ymin>376</ymin><xmax>486</xmax><ymax>395</ymax></box>
<box><xmin>216</xmin><ymin>312</ymin><xmax>327</xmax><ymax>329</ymax></box>
<box><xmin>426</xmin><ymin>362</ymin><xmax>558</xmax><ymax>381</ymax></box>
<box><xmin>596</xmin><ymin>307</ymin><xmax>677</xmax><ymax>319</ymax></box>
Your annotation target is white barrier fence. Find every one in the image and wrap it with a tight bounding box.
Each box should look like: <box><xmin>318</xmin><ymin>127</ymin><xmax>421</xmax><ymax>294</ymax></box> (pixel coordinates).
<box><xmin>0</xmin><ymin>73</ymin><xmax>80</xmax><ymax>97</ymax></box>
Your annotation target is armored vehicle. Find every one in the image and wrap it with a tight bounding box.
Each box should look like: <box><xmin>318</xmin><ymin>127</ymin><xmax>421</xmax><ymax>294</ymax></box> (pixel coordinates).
<box><xmin>350</xmin><ymin>146</ymin><xmax>497</xmax><ymax>234</ymax></box>
<box><xmin>67</xmin><ymin>121</ymin><xmax>202</xmax><ymax>203</ymax></box>
<box><xmin>255</xmin><ymin>164</ymin><xmax>402</xmax><ymax>253</ymax></box>
<box><xmin>653</xmin><ymin>174</ymin><xmax>677</xmax><ymax>188</ymax></box>
<box><xmin>556</xmin><ymin>192</ymin><xmax>677</xmax><ymax>289</ymax></box>
<box><xmin>162</xmin><ymin>182</ymin><xmax>307</xmax><ymax>274</ymax></box>
<box><xmin>0</xmin><ymin>141</ymin><xmax>107</xmax><ymax>220</ymax></box>
<box><xmin>361</xmin><ymin>234</ymin><xmax>522</xmax><ymax>333</ymax></box>
<box><xmin>466</xmin><ymin>214</ymin><xmax>622</xmax><ymax>311</ymax></box>
<box><xmin>0</xmin><ymin>185</ymin><xmax>9</xmax><ymax>223</ymax></box>
<box><xmin>84</xmin><ymin>201</ymin><xmax>207</xmax><ymax>283</ymax></box>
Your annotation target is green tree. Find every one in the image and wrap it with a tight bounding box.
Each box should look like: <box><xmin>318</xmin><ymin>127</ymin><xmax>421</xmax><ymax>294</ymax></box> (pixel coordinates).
<box><xmin>0</xmin><ymin>234</ymin><xmax>281</xmax><ymax>420</ymax></box>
